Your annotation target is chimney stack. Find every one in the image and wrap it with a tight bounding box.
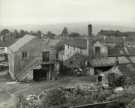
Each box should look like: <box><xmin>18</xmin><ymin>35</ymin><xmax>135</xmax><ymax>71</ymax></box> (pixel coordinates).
<box><xmin>88</xmin><ymin>24</ymin><xmax>92</xmax><ymax>36</ymax></box>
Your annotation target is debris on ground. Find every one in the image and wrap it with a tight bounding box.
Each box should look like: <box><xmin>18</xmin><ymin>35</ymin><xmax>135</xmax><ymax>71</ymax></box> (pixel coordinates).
<box><xmin>17</xmin><ymin>84</ymin><xmax>113</xmax><ymax>108</ymax></box>
<box><xmin>113</xmin><ymin>87</ymin><xmax>124</xmax><ymax>94</ymax></box>
<box><xmin>6</xmin><ymin>81</ymin><xmax>19</xmax><ymax>85</ymax></box>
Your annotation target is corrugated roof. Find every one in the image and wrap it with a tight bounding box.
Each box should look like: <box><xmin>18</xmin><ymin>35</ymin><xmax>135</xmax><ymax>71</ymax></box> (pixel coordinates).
<box><xmin>8</xmin><ymin>35</ymin><xmax>36</xmax><ymax>52</ymax></box>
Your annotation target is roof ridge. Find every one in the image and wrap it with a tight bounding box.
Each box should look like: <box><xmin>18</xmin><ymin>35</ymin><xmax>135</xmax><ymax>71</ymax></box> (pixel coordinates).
<box><xmin>8</xmin><ymin>35</ymin><xmax>36</xmax><ymax>52</ymax></box>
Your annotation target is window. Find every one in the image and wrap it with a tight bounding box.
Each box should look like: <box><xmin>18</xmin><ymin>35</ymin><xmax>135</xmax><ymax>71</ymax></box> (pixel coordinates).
<box><xmin>22</xmin><ymin>51</ymin><xmax>27</xmax><ymax>59</ymax></box>
<box><xmin>70</xmin><ymin>61</ymin><xmax>73</xmax><ymax>64</ymax></box>
<box><xmin>56</xmin><ymin>52</ymin><xmax>58</xmax><ymax>59</ymax></box>
<box><xmin>98</xmin><ymin>75</ymin><xmax>102</xmax><ymax>82</ymax></box>
<box><xmin>42</xmin><ymin>51</ymin><xmax>49</xmax><ymax>62</ymax></box>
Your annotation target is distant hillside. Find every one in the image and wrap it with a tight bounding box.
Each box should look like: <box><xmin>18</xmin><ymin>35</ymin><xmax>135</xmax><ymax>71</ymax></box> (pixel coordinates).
<box><xmin>1</xmin><ymin>22</ymin><xmax>135</xmax><ymax>35</ymax></box>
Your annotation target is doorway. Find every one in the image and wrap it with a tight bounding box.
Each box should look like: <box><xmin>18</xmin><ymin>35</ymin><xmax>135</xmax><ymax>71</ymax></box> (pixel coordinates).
<box><xmin>33</xmin><ymin>69</ymin><xmax>47</xmax><ymax>81</ymax></box>
<box><xmin>95</xmin><ymin>46</ymin><xmax>101</xmax><ymax>57</ymax></box>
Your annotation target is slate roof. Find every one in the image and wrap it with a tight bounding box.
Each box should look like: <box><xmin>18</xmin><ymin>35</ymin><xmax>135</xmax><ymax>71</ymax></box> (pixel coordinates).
<box><xmin>8</xmin><ymin>35</ymin><xmax>36</xmax><ymax>52</ymax></box>
<box><xmin>90</xmin><ymin>57</ymin><xmax>116</xmax><ymax>67</ymax></box>
<box><xmin>108</xmin><ymin>46</ymin><xmax>135</xmax><ymax>57</ymax></box>
<box><xmin>65</xmin><ymin>39</ymin><xmax>87</xmax><ymax>49</ymax></box>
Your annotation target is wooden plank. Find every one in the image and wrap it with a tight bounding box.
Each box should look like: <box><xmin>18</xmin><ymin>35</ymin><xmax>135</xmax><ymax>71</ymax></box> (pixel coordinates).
<box><xmin>70</xmin><ymin>101</ymin><xmax>115</xmax><ymax>108</ymax></box>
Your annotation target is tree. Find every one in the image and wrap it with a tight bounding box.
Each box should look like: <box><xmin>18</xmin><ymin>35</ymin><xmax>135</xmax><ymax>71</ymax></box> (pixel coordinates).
<box><xmin>43</xmin><ymin>87</ymin><xmax>66</xmax><ymax>107</ymax></box>
<box><xmin>13</xmin><ymin>30</ymin><xmax>19</xmax><ymax>38</ymax></box>
<box><xmin>61</xmin><ymin>27</ymin><xmax>68</xmax><ymax>37</ymax></box>
<box><xmin>47</xmin><ymin>31</ymin><xmax>55</xmax><ymax>39</ymax></box>
<box><xmin>0</xmin><ymin>29</ymin><xmax>10</xmax><ymax>35</ymax></box>
<box><xmin>108</xmin><ymin>73</ymin><xmax>126</xmax><ymax>87</ymax></box>
<box><xmin>0</xmin><ymin>29</ymin><xmax>11</xmax><ymax>41</ymax></box>
<box><xmin>36</xmin><ymin>30</ymin><xmax>42</xmax><ymax>38</ymax></box>
<box><xmin>20</xmin><ymin>30</ymin><xmax>26</xmax><ymax>37</ymax></box>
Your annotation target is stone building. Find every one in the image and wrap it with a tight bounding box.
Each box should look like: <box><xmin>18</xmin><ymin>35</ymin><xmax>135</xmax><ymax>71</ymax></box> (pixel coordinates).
<box><xmin>93</xmin><ymin>41</ymin><xmax>108</xmax><ymax>58</ymax></box>
<box><xmin>41</xmin><ymin>47</ymin><xmax>59</xmax><ymax>80</ymax></box>
<box><xmin>63</xmin><ymin>39</ymin><xmax>89</xmax><ymax>60</ymax></box>
<box><xmin>33</xmin><ymin>39</ymin><xmax>60</xmax><ymax>81</ymax></box>
<box><xmin>8</xmin><ymin>35</ymin><xmax>42</xmax><ymax>80</ymax></box>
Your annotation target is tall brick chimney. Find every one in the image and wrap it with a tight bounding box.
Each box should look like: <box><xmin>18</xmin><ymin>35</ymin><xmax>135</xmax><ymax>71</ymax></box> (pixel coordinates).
<box><xmin>88</xmin><ymin>24</ymin><xmax>92</xmax><ymax>36</ymax></box>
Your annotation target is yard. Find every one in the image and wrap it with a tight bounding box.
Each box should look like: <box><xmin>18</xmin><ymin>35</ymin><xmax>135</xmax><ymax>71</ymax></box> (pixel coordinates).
<box><xmin>0</xmin><ymin>76</ymin><xmax>97</xmax><ymax>107</ymax></box>
<box><xmin>0</xmin><ymin>76</ymin><xmax>96</xmax><ymax>96</ymax></box>
<box><xmin>0</xmin><ymin>73</ymin><xmax>135</xmax><ymax>108</ymax></box>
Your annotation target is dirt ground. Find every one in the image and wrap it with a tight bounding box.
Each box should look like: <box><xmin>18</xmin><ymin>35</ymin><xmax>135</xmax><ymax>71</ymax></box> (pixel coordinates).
<box><xmin>0</xmin><ymin>76</ymin><xmax>96</xmax><ymax>97</ymax></box>
<box><xmin>0</xmin><ymin>75</ymin><xmax>135</xmax><ymax>108</ymax></box>
<box><xmin>0</xmin><ymin>76</ymin><xmax>97</xmax><ymax>107</ymax></box>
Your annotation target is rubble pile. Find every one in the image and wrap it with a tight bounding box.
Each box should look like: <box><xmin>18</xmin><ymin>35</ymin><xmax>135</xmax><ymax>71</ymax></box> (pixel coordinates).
<box><xmin>64</xmin><ymin>53</ymin><xmax>87</xmax><ymax>69</ymax></box>
<box><xmin>16</xmin><ymin>82</ymin><xmax>135</xmax><ymax>108</ymax></box>
<box><xmin>17</xmin><ymin>84</ymin><xmax>113</xmax><ymax>108</ymax></box>
<box><xmin>17</xmin><ymin>95</ymin><xmax>42</xmax><ymax>108</ymax></box>
<box><xmin>127</xmin><ymin>98</ymin><xmax>135</xmax><ymax>108</ymax></box>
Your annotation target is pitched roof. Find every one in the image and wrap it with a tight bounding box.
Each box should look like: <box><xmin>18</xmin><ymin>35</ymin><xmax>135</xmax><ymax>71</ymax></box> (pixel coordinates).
<box><xmin>41</xmin><ymin>39</ymin><xmax>60</xmax><ymax>50</ymax></box>
<box><xmin>90</xmin><ymin>57</ymin><xmax>116</xmax><ymax>67</ymax></box>
<box><xmin>92</xmin><ymin>36</ymin><xmax>123</xmax><ymax>45</ymax></box>
<box><xmin>92</xmin><ymin>36</ymin><xmax>135</xmax><ymax>57</ymax></box>
<box><xmin>65</xmin><ymin>39</ymin><xmax>87</xmax><ymax>49</ymax></box>
<box><xmin>64</xmin><ymin>53</ymin><xmax>88</xmax><ymax>68</ymax></box>
<box><xmin>8</xmin><ymin>35</ymin><xmax>36</xmax><ymax>52</ymax></box>
<box><xmin>108</xmin><ymin>46</ymin><xmax>135</xmax><ymax>57</ymax></box>
<box><xmin>47</xmin><ymin>39</ymin><xmax>60</xmax><ymax>47</ymax></box>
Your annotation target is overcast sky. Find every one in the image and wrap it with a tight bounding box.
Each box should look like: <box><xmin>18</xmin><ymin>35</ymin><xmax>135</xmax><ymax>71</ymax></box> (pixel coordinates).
<box><xmin>0</xmin><ymin>0</ymin><xmax>135</xmax><ymax>26</ymax></box>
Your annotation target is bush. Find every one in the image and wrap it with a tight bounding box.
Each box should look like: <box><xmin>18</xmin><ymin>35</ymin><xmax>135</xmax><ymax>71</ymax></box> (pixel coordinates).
<box><xmin>41</xmin><ymin>86</ymin><xmax>113</xmax><ymax>108</ymax></box>
<box><xmin>43</xmin><ymin>87</ymin><xmax>67</xmax><ymax>107</ymax></box>
<box><xmin>127</xmin><ymin>99</ymin><xmax>135</xmax><ymax>108</ymax></box>
<box><xmin>108</xmin><ymin>73</ymin><xmax>126</xmax><ymax>88</ymax></box>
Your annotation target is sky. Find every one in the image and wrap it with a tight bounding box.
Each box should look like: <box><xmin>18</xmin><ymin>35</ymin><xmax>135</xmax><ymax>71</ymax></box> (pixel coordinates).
<box><xmin>0</xmin><ymin>0</ymin><xmax>135</xmax><ymax>27</ymax></box>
